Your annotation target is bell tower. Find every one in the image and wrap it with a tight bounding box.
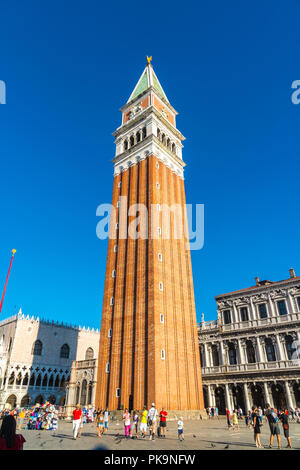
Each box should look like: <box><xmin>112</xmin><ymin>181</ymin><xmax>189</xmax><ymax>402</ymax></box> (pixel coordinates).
<box><xmin>95</xmin><ymin>58</ymin><xmax>204</xmax><ymax>412</ymax></box>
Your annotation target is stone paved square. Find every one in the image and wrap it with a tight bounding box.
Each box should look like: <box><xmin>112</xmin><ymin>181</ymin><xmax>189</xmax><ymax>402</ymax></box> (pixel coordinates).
<box><xmin>20</xmin><ymin>417</ymin><xmax>300</xmax><ymax>450</ymax></box>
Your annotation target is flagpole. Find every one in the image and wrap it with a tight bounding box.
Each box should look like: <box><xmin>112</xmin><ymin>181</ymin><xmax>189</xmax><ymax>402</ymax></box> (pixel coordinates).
<box><xmin>0</xmin><ymin>249</ymin><xmax>17</xmax><ymax>315</ymax></box>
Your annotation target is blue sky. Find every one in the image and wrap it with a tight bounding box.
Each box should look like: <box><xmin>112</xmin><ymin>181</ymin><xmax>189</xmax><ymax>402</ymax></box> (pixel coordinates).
<box><xmin>0</xmin><ymin>0</ymin><xmax>299</xmax><ymax>328</ymax></box>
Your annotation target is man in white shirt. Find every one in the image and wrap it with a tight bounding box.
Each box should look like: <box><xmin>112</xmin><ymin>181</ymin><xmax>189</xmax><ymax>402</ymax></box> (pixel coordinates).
<box><xmin>147</xmin><ymin>403</ymin><xmax>158</xmax><ymax>441</ymax></box>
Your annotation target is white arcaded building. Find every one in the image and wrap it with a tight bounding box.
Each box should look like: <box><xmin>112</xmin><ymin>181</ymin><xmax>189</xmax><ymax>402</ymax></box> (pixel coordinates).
<box><xmin>0</xmin><ymin>311</ymin><xmax>99</xmax><ymax>410</ymax></box>
<box><xmin>198</xmin><ymin>269</ymin><xmax>300</xmax><ymax>414</ymax></box>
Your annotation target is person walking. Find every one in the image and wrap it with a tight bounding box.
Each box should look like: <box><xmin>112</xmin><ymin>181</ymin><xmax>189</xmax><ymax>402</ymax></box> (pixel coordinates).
<box><xmin>96</xmin><ymin>410</ymin><xmax>105</xmax><ymax>438</ymax></box>
<box><xmin>215</xmin><ymin>406</ymin><xmax>219</xmax><ymax>419</ymax></box>
<box><xmin>140</xmin><ymin>406</ymin><xmax>148</xmax><ymax>439</ymax></box>
<box><xmin>159</xmin><ymin>407</ymin><xmax>168</xmax><ymax>438</ymax></box>
<box><xmin>103</xmin><ymin>408</ymin><xmax>110</xmax><ymax>434</ymax></box>
<box><xmin>17</xmin><ymin>409</ymin><xmax>25</xmax><ymax>431</ymax></box>
<box><xmin>52</xmin><ymin>408</ymin><xmax>58</xmax><ymax>435</ymax></box>
<box><xmin>0</xmin><ymin>415</ymin><xmax>26</xmax><ymax>450</ymax></box>
<box><xmin>232</xmin><ymin>410</ymin><xmax>239</xmax><ymax>431</ymax></box>
<box><xmin>279</xmin><ymin>411</ymin><xmax>292</xmax><ymax>448</ymax></box>
<box><xmin>257</xmin><ymin>407</ymin><xmax>263</xmax><ymax>424</ymax></box>
<box><xmin>177</xmin><ymin>417</ymin><xmax>184</xmax><ymax>441</ymax></box>
<box><xmin>265</xmin><ymin>404</ymin><xmax>281</xmax><ymax>449</ymax></box>
<box><xmin>147</xmin><ymin>403</ymin><xmax>158</xmax><ymax>441</ymax></box>
<box><xmin>72</xmin><ymin>404</ymin><xmax>82</xmax><ymax>440</ymax></box>
<box><xmin>123</xmin><ymin>408</ymin><xmax>131</xmax><ymax>439</ymax></box>
<box><xmin>226</xmin><ymin>408</ymin><xmax>232</xmax><ymax>429</ymax></box>
<box><xmin>132</xmin><ymin>411</ymin><xmax>139</xmax><ymax>438</ymax></box>
<box><xmin>251</xmin><ymin>406</ymin><xmax>263</xmax><ymax>448</ymax></box>
<box><xmin>245</xmin><ymin>410</ymin><xmax>251</xmax><ymax>428</ymax></box>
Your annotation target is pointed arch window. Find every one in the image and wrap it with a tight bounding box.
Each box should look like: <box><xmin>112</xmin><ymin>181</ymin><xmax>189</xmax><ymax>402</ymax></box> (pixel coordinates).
<box><xmin>8</xmin><ymin>372</ymin><xmax>15</xmax><ymax>385</ymax></box>
<box><xmin>22</xmin><ymin>373</ymin><xmax>29</xmax><ymax>386</ymax></box>
<box><xmin>85</xmin><ymin>347</ymin><xmax>94</xmax><ymax>360</ymax></box>
<box><xmin>48</xmin><ymin>374</ymin><xmax>54</xmax><ymax>387</ymax></box>
<box><xmin>16</xmin><ymin>372</ymin><xmax>22</xmax><ymax>386</ymax></box>
<box><xmin>32</xmin><ymin>340</ymin><xmax>43</xmax><ymax>356</ymax></box>
<box><xmin>60</xmin><ymin>344</ymin><xmax>70</xmax><ymax>359</ymax></box>
<box><xmin>29</xmin><ymin>373</ymin><xmax>35</xmax><ymax>386</ymax></box>
<box><xmin>36</xmin><ymin>374</ymin><xmax>42</xmax><ymax>387</ymax></box>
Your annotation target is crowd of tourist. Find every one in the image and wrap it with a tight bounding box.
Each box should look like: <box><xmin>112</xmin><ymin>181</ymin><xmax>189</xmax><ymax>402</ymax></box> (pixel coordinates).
<box><xmin>71</xmin><ymin>402</ymin><xmax>182</xmax><ymax>442</ymax></box>
<box><xmin>1</xmin><ymin>400</ymin><xmax>300</xmax><ymax>450</ymax></box>
<box><xmin>224</xmin><ymin>404</ymin><xmax>300</xmax><ymax>448</ymax></box>
<box><xmin>0</xmin><ymin>402</ymin><xmax>63</xmax><ymax>432</ymax></box>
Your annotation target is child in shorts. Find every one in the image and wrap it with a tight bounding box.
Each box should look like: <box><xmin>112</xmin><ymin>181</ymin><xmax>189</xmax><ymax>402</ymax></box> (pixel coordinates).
<box><xmin>178</xmin><ymin>417</ymin><xmax>184</xmax><ymax>441</ymax></box>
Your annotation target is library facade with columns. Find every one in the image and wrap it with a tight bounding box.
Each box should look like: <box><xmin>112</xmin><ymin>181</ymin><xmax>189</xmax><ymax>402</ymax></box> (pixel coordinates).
<box><xmin>198</xmin><ymin>269</ymin><xmax>300</xmax><ymax>413</ymax></box>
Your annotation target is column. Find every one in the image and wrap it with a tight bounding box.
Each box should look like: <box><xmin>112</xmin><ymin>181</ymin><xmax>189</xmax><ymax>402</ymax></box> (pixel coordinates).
<box><xmin>263</xmin><ymin>382</ymin><xmax>272</xmax><ymax>406</ymax></box>
<box><xmin>284</xmin><ymin>381</ymin><xmax>294</xmax><ymax>409</ymax></box>
<box><xmin>208</xmin><ymin>345</ymin><xmax>213</xmax><ymax>367</ymax></box>
<box><xmin>287</xmin><ymin>290</ymin><xmax>295</xmax><ymax>314</ymax></box>
<box><xmin>281</xmin><ymin>334</ymin><xmax>288</xmax><ymax>360</ymax></box>
<box><xmin>224</xmin><ymin>383</ymin><xmax>232</xmax><ymax>411</ymax></box>
<box><xmin>91</xmin><ymin>381</ymin><xmax>97</xmax><ymax>406</ymax></box>
<box><xmin>225</xmin><ymin>384</ymin><xmax>234</xmax><ymax>413</ymax></box>
<box><xmin>249</xmin><ymin>297</ymin><xmax>257</xmax><ymax>321</ymax></box>
<box><xmin>268</xmin><ymin>293</ymin><xmax>277</xmax><ymax>318</ymax></box>
<box><xmin>275</xmin><ymin>334</ymin><xmax>284</xmax><ymax>361</ymax></box>
<box><xmin>243</xmin><ymin>383</ymin><xmax>251</xmax><ymax>412</ymax></box>
<box><xmin>219</xmin><ymin>341</ymin><xmax>225</xmax><ymax>366</ymax></box>
<box><xmin>223</xmin><ymin>343</ymin><xmax>229</xmax><ymax>366</ymax></box>
<box><xmin>211</xmin><ymin>386</ymin><xmax>216</xmax><ymax>407</ymax></box>
<box><xmin>203</xmin><ymin>343</ymin><xmax>210</xmax><ymax>367</ymax></box>
<box><xmin>207</xmin><ymin>384</ymin><xmax>212</xmax><ymax>407</ymax></box>
<box><xmin>257</xmin><ymin>336</ymin><xmax>266</xmax><ymax>362</ymax></box>
<box><xmin>232</xmin><ymin>302</ymin><xmax>239</xmax><ymax>324</ymax></box>
<box><xmin>237</xmin><ymin>339</ymin><xmax>245</xmax><ymax>364</ymax></box>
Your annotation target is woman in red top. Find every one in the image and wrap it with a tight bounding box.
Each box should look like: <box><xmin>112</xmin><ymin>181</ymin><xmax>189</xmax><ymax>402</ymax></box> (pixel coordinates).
<box><xmin>0</xmin><ymin>415</ymin><xmax>26</xmax><ymax>450</ymax></box>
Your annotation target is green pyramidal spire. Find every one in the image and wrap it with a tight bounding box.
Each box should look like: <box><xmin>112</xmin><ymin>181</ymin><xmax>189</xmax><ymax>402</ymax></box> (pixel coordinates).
<box><xmin>127</xmin><ymin>60</ymin><xmax>169</xmax><ymax>104</ymax></box>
